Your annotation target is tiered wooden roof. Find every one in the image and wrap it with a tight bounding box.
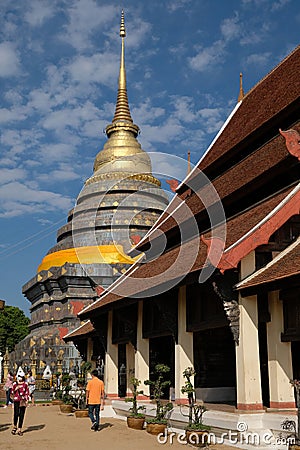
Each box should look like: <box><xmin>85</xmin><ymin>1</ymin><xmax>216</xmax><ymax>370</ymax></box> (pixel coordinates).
<box><xmin>236</xmin><ymin>236</ymin><xmax>300</xmax><ymax>295</ymax></box>
<box><xmin>80</xmin><ymin>45</ymin><xmax>300</xmax><ymax>320</ymax></box>
<box><xmin>63</xmin><ymin>320</ymin><xmax>94</xmax><ymax>341</ymax></box>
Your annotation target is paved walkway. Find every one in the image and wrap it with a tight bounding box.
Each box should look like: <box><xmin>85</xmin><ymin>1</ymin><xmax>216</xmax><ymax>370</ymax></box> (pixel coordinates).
<box><xmin>0</xmin><ymin>404</ymin><xmax>238</xmax><ymax>450</ymax></box>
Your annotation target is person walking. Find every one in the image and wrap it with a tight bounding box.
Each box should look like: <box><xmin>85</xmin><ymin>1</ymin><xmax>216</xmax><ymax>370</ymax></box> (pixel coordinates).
<box><xmin>11</xmin><ymin>375</ymin><xmax>30</xmax><ymax>436</ymax></box>
<box><xmin>3</xmin><ymin>371</ymin><xmax>14</xmax><ymax>408</ymax></box>
<box><xmin>26</xmin><ymin>370</ymin><xmax>36</xmax><ymax>406</ymax></box>
<box><xmin>85</xmin><ymin>369</ymin><xmax>105</xmax><ymax>431</ymax></box>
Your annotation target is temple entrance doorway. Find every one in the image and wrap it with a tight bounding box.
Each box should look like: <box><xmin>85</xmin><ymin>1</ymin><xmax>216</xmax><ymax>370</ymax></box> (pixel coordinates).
<box><xmin>193</xmin><ymin>326</ymin><xmax>236</xmax><ymax>404</ymax></box>
<box><xmin>149</xmin><ymin>336</ymin><xmax>175</xmax><ymax>399</ymax></box>
<box><xmin>118</xmin><ymin>343</ymin><xmax>127</xmax><ymax>398</ymax></box>
<box><xmin>292</xmin><ymin>341</ymin><xmax>300</xmax><ymax>379</ymax></box>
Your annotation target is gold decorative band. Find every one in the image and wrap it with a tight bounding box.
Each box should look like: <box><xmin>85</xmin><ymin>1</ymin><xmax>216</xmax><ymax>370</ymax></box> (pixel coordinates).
<box><xmin>85</xmin><ymin>172</ymin><xmax>161</xmax><ymax>187</ymax></box>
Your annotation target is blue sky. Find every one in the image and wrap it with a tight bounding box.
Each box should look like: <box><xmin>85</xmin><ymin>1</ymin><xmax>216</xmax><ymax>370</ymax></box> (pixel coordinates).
<box><xmin>0</xmin><ymin>0</ymin><xmax>299</xmax><ymax>316</ymax></box>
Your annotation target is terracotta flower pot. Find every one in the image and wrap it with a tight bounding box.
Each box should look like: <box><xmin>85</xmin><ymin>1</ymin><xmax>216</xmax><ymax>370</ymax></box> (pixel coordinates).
<box><xmin>52</xmin><ymin>400</ymin><xmax>63</xmax><ymax>405</ymax></box>
<box><xmin>146</xmin><ymin>423</ymin><xmax>167</xmax><ymax>435</ymax></box>
<box><xmin>186</xmin><ymin>429</ymin><xmax>209</xmax><ymax>447</ymax></box>
<box><xmin>59</xmin><ymin>404</ymin><xmax>73</xmax><ymax>414</ymax></box>
<box><xmin>127</xmin><ymin>416</ymin><xmax>145</xmax><ymax>430</ymax></box>
<box><xmin>75</xmin><ymin>409</ymin><xmax>89</xmax><ymax>418</ymax></box>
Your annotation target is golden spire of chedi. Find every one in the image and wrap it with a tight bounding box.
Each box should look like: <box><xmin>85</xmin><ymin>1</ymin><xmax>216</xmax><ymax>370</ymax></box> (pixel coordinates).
<box><xmin>92</xmin><ymin>10</ymin><xmax>151</xmax><ymax>177</ymax></box>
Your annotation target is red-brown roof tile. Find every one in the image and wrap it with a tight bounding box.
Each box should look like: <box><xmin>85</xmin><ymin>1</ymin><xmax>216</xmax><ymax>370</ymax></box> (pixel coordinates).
<box><xmin>81</xmin><ymin>186</ymin><xmax>295</xmax><ymax>317</ymax></box>
<box><xmin>236</xmin><ymin>236</ymin><xmax>300</xmax><ymax>291</ymax></box>
<box><xmin>63</xmin><ymin>320</ymin><xmax>94</xmax><ymax>340</ymax></box>
<box><xmin>199</xmin><ymin>45</ymin><xmax>300</xmax><ymax>171</ymax></box>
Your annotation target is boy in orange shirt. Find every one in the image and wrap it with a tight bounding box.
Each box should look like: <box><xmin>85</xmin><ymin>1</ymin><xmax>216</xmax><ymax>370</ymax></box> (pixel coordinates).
<box><xmin>86</xmin><ymin>370</ymin><xmax>105</xmax><ymax>431</ymax></box>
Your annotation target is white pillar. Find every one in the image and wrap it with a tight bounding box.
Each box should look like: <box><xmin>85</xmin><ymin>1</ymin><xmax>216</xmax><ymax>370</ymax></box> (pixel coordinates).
<box><xmin>267</xmin><ymin>291</ymin><xmax>295</xmax><ymax>409</ymax></box>
<box><xmin>105</xmin><ymin>311</ymin><xmax>118</xmax><ymax>398</ymax></box>
<box><xmin>175</xmin><ymin>286</ymin><xmax>194</xmax><ymax>403</ymax></box>
<box><xmin>134</xmin><ymin>301</ymin><xmax>149</xmax><ymax>397</ymax></box>
<box><xmin>236</xmin><ymin>251</ymin><xmax>263</xmax><ymax>410</ymax></box>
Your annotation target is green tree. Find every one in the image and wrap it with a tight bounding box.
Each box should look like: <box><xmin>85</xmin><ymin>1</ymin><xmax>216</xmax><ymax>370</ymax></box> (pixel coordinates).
<box><xmin>0</xmin><ymin>305</ymin><xmax>30</xmax><ymax>353</ymax></box>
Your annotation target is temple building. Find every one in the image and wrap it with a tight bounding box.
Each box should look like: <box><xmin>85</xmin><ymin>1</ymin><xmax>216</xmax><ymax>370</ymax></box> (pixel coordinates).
<box><xmin>9</xmin><ymin>12</ymin><xmax>169</xmax><ymax>375</ymax></box>
<box><xmin>75</xmin><ymin>40</ymin><xmax>300</xmax><ymax>427</ymax></box>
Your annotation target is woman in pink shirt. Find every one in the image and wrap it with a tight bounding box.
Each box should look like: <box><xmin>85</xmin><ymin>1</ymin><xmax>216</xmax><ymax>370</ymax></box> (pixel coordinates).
<box><xmin>11</xmin><ymin>375</ymin><xmax>30</xmax><ymax>436</ymax></box>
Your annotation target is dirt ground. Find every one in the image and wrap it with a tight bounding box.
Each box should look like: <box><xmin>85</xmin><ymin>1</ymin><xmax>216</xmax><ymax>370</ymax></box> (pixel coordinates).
<box><xmin>0</xmin><ymin>404</ymin><xmax>238</xmax><ymax>450</ymax></box>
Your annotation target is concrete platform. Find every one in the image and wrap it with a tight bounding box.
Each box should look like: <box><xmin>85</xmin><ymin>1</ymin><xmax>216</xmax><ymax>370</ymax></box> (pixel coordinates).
<box><xmin>111</xmin><ymin>400</ymin><xmax>298</xmax><ymax>449</ymax></box>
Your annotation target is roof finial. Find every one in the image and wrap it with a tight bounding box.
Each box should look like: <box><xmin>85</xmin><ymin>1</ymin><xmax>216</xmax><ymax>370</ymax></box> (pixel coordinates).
<box><xmin>111</xmin><ymin>10</ymin><xmax>133</xmax><ymax>125</ymax></box>
<box><xmin>120</xmin><ymin>9</ymin><xmax>126</xmax><ymax>37</ymax></box>
<box><xmin>187</xmin><ymin>150</ymin><xmax>191</xmax><ymax>175</ymax></box>
<box><xmin>238</xmin><ymin>72</ymin><xmax>244</xmax><ymax>102</ymax></box>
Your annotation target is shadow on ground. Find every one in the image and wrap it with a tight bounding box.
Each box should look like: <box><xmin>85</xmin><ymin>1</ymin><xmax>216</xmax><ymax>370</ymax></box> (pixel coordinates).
<box><xmin>24</xmin><ymin>424</ymin><xmax>46</xmax><ymax>433</ymax></box>
<box><xmin>99</xmin><ymin>423</ymin><xmax>113</xmax><ymax>431</ymax></box>
<box><xmin>0</xmin><ymin>423</ymin><xmax>11</xmax><ymax>432</ymax></box>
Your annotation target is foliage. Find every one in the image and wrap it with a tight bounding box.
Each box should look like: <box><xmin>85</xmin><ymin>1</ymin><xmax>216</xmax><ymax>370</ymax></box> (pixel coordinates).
<box><xmin>81</xmin><ymin>361</ymin><xmax>92</xmax><ymax>374</ymax></box>
<box><xmin>60</xmin><ymin>374</ymin><xmax>73</xmax><ymax>404</ymax></box>
<box><xmin>0</xmin><ymin>305</ymin><xmax>30</xmax><ymax>353</ymax></box>
<box><xmin>282</xmin><ymin>379</ymin><xmax>300</xmax><ymax>445</ymax></box>
<box><xmin>144</xmin><ymin>364</ymin><xmax>173</xmax><ymax>424</ymax></box>
<box><xmin>125</xmin><ymin>377</ymin><xmax>146</xmax><ymax>418</ymax></box>
<box><xmin>181</xmin><ymin>367</ymin><xmax>210</xmax><ymax>431</ymax></box>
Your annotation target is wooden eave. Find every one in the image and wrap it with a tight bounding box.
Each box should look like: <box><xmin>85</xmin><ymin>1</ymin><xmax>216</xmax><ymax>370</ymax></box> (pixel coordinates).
<box><xmin>136</xmin><ymin>127</ymin><xmax>300</xmax><ymax>255</ymax></box>
<box><xmin>80</xmin><ymin>186</ymin><xmax>297</xmax><ymax>318</ymax></box>
<box><xmin>63</xmin><ymin>320</ymin><xmax>95</xmax><ymax>341</ymax></box>
<box><xmin>236</xmin><ymin>237</ymin><xmax>300</xmax><ymax>296</ymax></box>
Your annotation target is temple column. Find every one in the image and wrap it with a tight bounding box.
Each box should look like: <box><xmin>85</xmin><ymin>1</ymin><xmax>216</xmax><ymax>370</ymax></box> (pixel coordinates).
<box><xmin>105</xmin><ymin>311</ymin><xmax>118</xmax><ymax>398</ymax></box>
<box><xmin>134</xmin><ymin>301</ymin><xmax>149</xmax><ymax>398</ymax></box>
<box><xmin>267</xmin><ymin>290</ymin><xmax>295</xmax><ymax>409</ymax></box>
<box><xmin>236</xmin><ymin>251</ymin><xmax>263</xmax><ymax>410</ymax></box>
<box><xmin>175</xmin><ymin>286</ymin><xmax>193</xmax><ymax>404</ymax></box>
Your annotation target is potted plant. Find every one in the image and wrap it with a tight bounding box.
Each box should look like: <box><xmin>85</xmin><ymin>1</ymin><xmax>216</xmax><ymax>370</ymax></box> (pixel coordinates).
<box><xmin>180</xmin><ymin>367</ymin><xmax>210</xmax><ymax>447</ymax></box>
<box><xmin>52</xmin><ymin>373</ymin><xmax>64</xmax><ymax>405</ymax></box>
<box><xmin>282</xmin><ymin>379</ymin><xmax>300</xmax><ymax>449</ymax></box>
<box><xmin>74</xmin><ymin>380</ymin><xmax>89</xmax><ymax>418</ymax></box>
<box><xmin>59</xmin><ymin>374</ymin><xmax>74</xmax><ymax>414</ymax></box>
<box><xmin>144</xmin><ymin>364</ymin><xmax>173</xmax><ymax>435</ymax></box>
<box><xmin>125</xmin><ymin>377</ymin><xmax>146</xmax><ymax>430</ymax></box>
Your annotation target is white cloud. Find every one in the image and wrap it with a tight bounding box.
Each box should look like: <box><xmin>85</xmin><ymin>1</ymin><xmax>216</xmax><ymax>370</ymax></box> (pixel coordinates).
<box><xmin>244</xmin><ymin>52</ymin><xmax>271</xmax><ymax>66</ymax></box>
<box><xmin>60</xmin><ymin>1</ymin><xmax>116</xmax><ymax>51</ymax></box>
<box><xmin>189</xmin><ymin>40</ymin><xmax>226</xmax><ymax>72</ymax></box>
<box><xmin>1</xmin><ymin>129</ymin><xmax>43</xmax><ymax>158</ymax></box>
<box><xmin>141</xmin><ymin>118</ymin><xmax>183</xmax><ymax>145</ymax></box>
<box><xmin>132</xmin><ymin>100</ymin><xmax>165</xmax><ymax>124</ymax></box>
<box><xmin>37</xmin><ymin>164</ymin><xmax>81</xmax><ymax>183</ymax></box>
<box><xmin>0</xmin><ymin>42</ymin><xmax>20</xmax><ymax>77</ymax></box>
<box><xmin>271</xmin><ymin>0</ymin><xmax>291</xmax><ymax>11</ymax></box>
<box><xmin>28</xmin><ymin>89</ymin><xmax>52</xmax><ymax>113</ymax></box>
<box><xmin>220</xmin><ymin>14</ymin><xmax>241</xmax><ymax>41</ymax></box>
<box><xmin>40</xmin><ymin>143</ymin><xmax>76</xmax><ymax>162</ymax></box>
<box><xmin>198</xmin><ymin>108</ymin><xmax>225</xmax><ymax>134</ymax></box>
<box><xmin>24</xmin><ymin>0</ymin><xmax>56</xmax><ymax>27</ymax></box>
<box><xmin>125</xmin><ymin>19</ymin><xmax>152</xmax><ymax>49</ymax></box>
<box><xmin>0</xmin><ymin>168</ymin><xmax>27</xmax><ymax>184</ymax></box>
<box><xmin>171</xmin><ymin>96</ymin><xmax>196</xmax><ymax>123</ymax></box>
<box><xmin>67</xmin><ymin>53</ymin><xmax>118</xmax><ymax>86</ymax></box>
<box><xmin>167</xmin><ymin>0</ymin><xmax>193</xmax><ymax>12</ymax></box>
<box><xmin>0</xmin><ymin>182</ymin><xmax>73</xmax><ymax>218</ymax></box>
